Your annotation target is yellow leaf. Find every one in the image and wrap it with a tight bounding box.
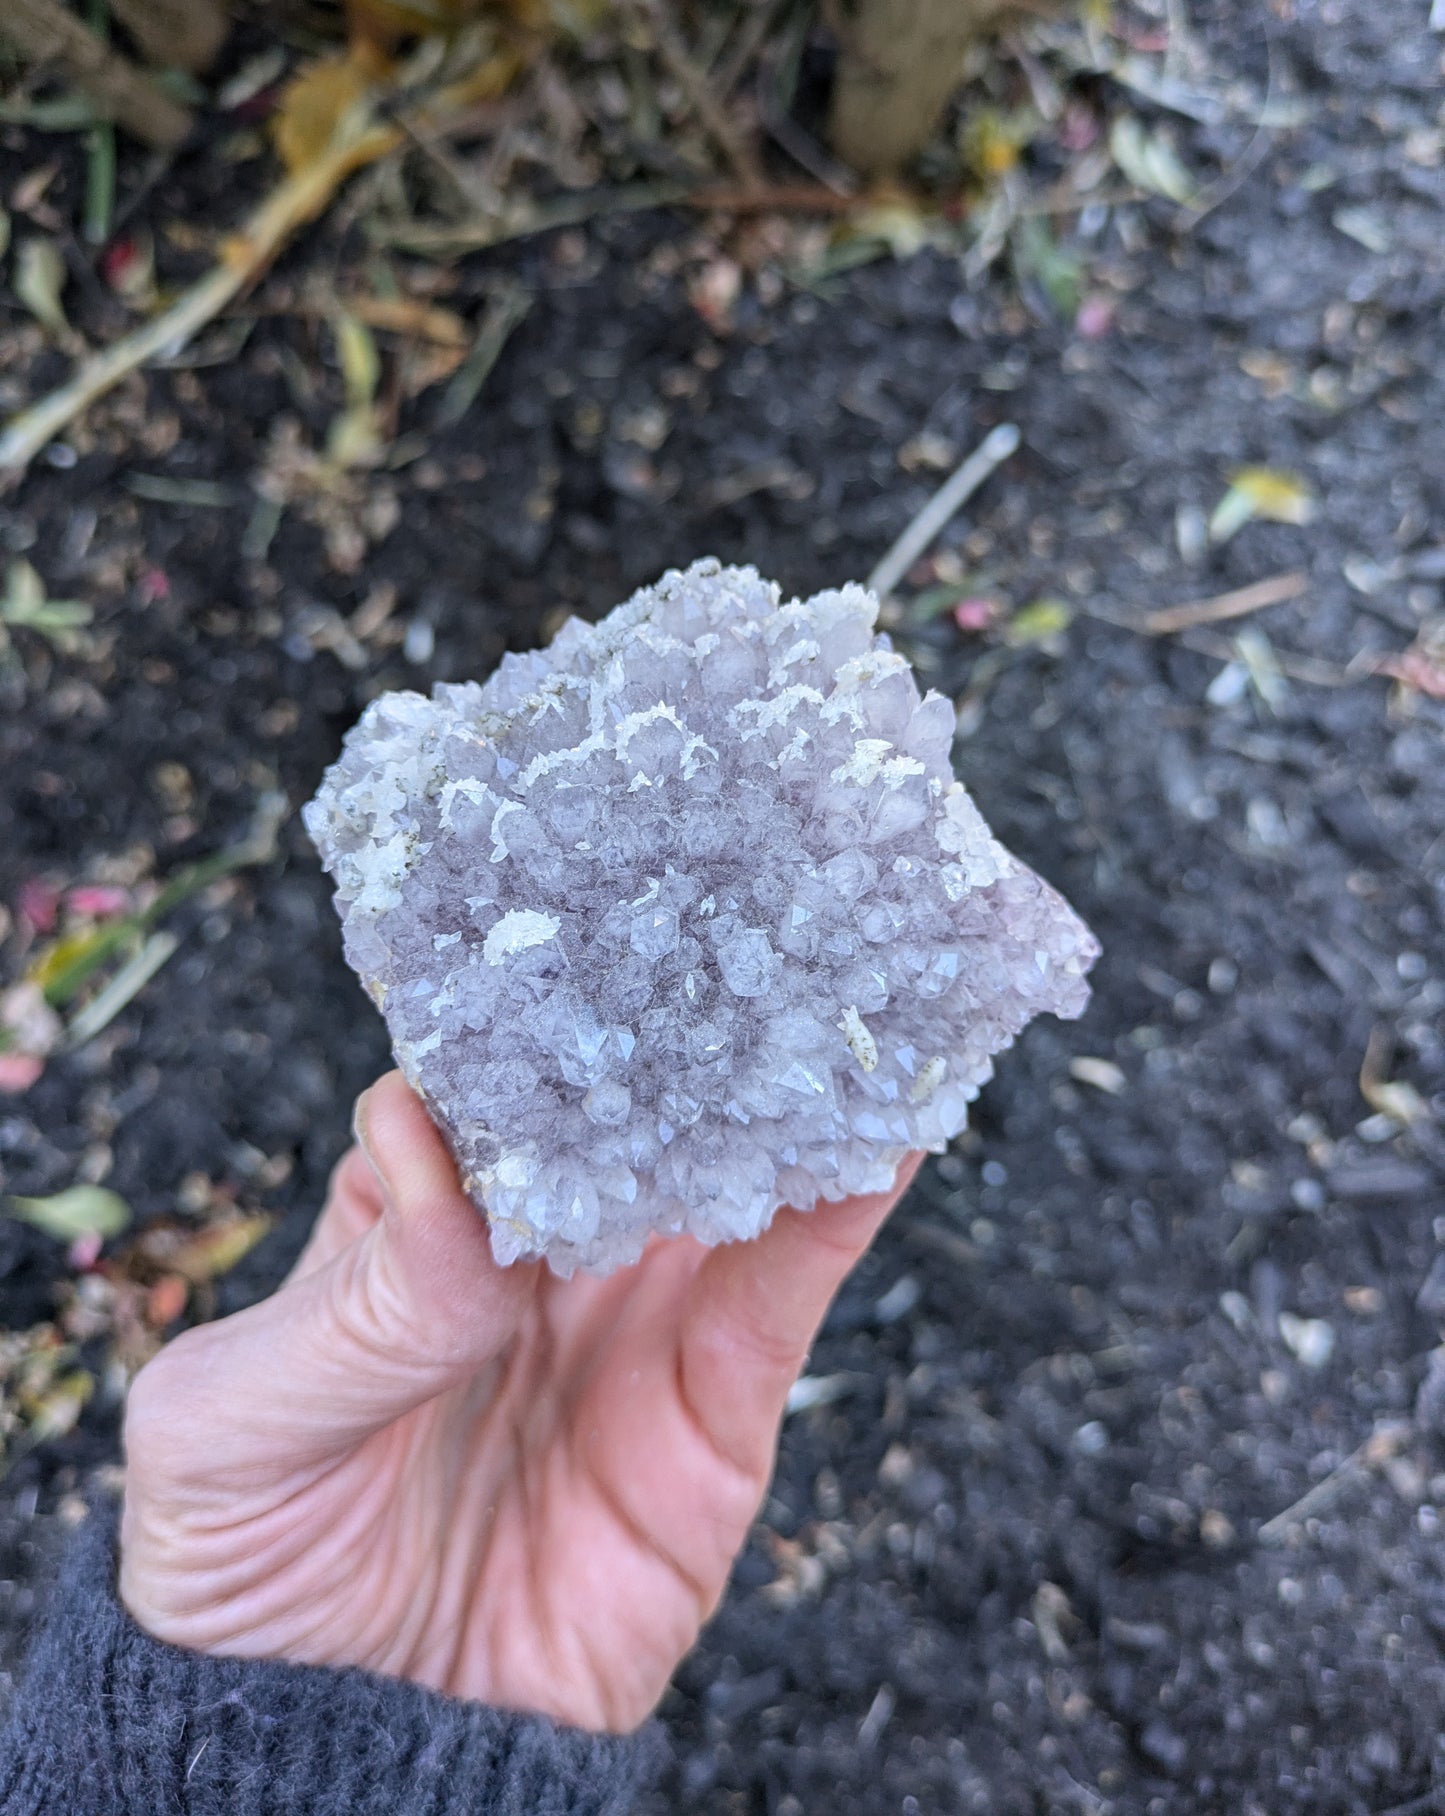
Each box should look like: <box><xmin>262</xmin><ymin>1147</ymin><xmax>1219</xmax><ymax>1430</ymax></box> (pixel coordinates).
<box><xmin>1005</xmin><ymin>598</ymin><xmax>1073</xmax><ymax>648</ymax></box>
<box><xmin>839</xmin><ymin>194</ymin><xmax>933</xmax><ymax>261</ymax></box>
<box><xmin>272</xmin><ymin>49</ymin><xmax>385</xmax><ymax>175</ymax></box>
<box><xmin>327</xmin><ymin>313</ymin><xmax>385</xmax><ymax>467</ymax></box>
<box><xmin>334</xmin><ymin>312</ymin><xmax>381</xmax><ymax>411</ymax></box>
<box><xmin>25</xmin><ymin>1369</ymin><xmax>93</xmax><ymax>1443</ymax></box>
<box><xmin>167</xmin><ymin>1213</ymin><xmax>273</xmax><ymax>1284</ymax></box>
<box><xmin>1209</xmin><ymin>467</ymin><xmax>1316</xmax><ymax>543</ymax></box>
<box><xmin>1229</xmin><ymin>467</ymin><xmax>1316</xmax><ymax>523</ymax></box>
<box><xmin>26</xmin><ymin>925</ymin><xmax>120</xmax><ymax>998</ymax></box>
<box><xmin>345</xmin><ymin>296</ymin><xmax>469</xmax><ymax>345</ymax></box>
<box><xmin>960</xmin><ymin>108</ymin><xmax>1034</xmax><ymax>183</ymax></box>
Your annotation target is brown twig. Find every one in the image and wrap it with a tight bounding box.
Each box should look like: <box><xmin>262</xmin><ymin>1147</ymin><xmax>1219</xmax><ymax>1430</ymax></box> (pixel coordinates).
<box><xmin>0</xmin><ymin>0</ymin><xmax>193</xmax><ymax>148</ymax></box>
<box><xmin>1143</xmin><ymin>568</ymin><xmax>1308</xmax><ymax>635</ymax></box>
<box><xmin>630</xmin><ymin>0</ymin><xmax>764</xmax><ymax>191</ymax></box>
<box><xmin>1079</xmin><ymin>598</ymin><xmax>1350</xmax><ymax>688</ymax></box>
<box><xmin>712</xmin><ymin>0</ymin><xmax>787</xmax><ymax>102</ymax></box>
<box><xmin>254</xmin><ymin>295</ymin><xmax>470</xmax><ymax>347</ymax></box>
<box><xmin>1186</xmin><ymin>627</ymin><xmax>1348</xmax><ymax>688</ymax></box>
<box><xmin>0</xmin><ymin>106</ymin><xmax>401</xmax><ymax>476</ymax></box>
<box><xmin>685</xmin><ymin>181</ymin><xmax>859</xmax><ymax>215</ymax></box>
<box><xmin>1257</xmin><ymin>1422</ymin><xmax>1409</xmax><ymax>1545</ymax></box>
<box><xmin>108</xmin><ymin>0</ymin><xmax>228</xmax><ymax>75</ymax></box>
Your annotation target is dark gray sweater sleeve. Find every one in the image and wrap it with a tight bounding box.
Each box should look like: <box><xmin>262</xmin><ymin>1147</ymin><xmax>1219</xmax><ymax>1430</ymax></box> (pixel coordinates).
<box><xmin>0</xmin><ymin>1504</ymin><xmax>666</xmax><ymax>1816</ymax></box>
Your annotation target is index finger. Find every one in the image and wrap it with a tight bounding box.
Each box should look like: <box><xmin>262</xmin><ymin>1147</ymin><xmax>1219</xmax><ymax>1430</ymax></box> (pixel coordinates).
<box><xmin>678</xmin><ymin>1152</ymin><xmax>925</xmax><ymax>1480</ymax></box>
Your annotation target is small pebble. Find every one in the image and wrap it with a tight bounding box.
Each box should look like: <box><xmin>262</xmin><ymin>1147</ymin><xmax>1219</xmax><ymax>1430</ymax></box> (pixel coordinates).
<box><xmin>1279</xmin><ymin>1313</ymin><xmax>1335</xmax><ymax>1369</ymax></box>
<box><xmin>1140</xmin><ymin>1720</ymin><xmax>1187</xmax><ymax>1773</ymax></box>
<box><xmin>403</xmin><ymin>619</ymin><xmax>435</xmax><ymax>664</ymax></box>
<box><xmin>1417</xmin><ymin>1254</ymin><xmax>1445</xmax><ymax>1317</ymax></box>
<box><xmin>1219</xmin><ymin>1290</ymin><xmax>1253</xmax><ymax>1332</ymax></box>
<box><xmin>1175</xmin><ymin>504</ymin><xmax>1208</xmax><ymax>565</ymax></box>
<box><xmin>1290</xmin><ymin>1177</ymin><xmax>1325</xmax><ymax>1213</ymax></box>
<box><xmin>874</xmin><ymin>1276</ymin><xmax>922</xmax><ymax>1324</ymax></box>
<box><xmin>1069</xmin><ymin>1056</ymin><xmax>1126</xmax><ymax>1094</ymax></box>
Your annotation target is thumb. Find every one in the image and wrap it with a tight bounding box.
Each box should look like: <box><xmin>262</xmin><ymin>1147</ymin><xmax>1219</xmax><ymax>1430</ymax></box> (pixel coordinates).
<box><xmin>350</xmin><ymin>1070</ymin><xmax>533</xmax><ymax>1376</ymax></box>
<box><xmin>132</xmin><ymin>1075</ymin><xmax>531</xmax><ymax>1479</ymax></box>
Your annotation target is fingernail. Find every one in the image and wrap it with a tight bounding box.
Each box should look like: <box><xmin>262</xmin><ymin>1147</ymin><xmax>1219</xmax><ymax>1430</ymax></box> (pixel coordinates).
<box><xmin>353</xmin><ymin>1088</ymin><xmax>389</xmax><ymax>1197</ymax></box>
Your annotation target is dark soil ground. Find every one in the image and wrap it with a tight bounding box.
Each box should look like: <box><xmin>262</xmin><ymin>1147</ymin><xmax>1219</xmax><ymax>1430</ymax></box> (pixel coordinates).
<box><xmin>3</xmin><ymin>0</ymin><xmax>1445</xmax><ymax>1809</ymax></box>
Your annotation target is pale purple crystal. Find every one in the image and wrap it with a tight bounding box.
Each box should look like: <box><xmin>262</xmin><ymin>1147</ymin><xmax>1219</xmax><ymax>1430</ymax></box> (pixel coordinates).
<box><xmin>304</xmin><ymin>560</ymin><xmax>1098</xmax><ymax>1275</ymax></box>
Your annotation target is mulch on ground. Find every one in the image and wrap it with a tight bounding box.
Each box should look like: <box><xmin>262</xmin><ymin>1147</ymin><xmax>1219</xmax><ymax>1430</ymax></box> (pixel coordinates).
<box><xmin>2</xmin><ymin>0</ymin><xmax>1444</xmax><ymax>1809</ymax></box>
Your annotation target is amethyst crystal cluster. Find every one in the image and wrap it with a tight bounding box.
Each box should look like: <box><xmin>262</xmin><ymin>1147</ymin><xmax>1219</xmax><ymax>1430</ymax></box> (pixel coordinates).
<box><xmin>305</xmin><ymin>560</ymin><xmax>1097</xmax><ymax>1274</ymax></box>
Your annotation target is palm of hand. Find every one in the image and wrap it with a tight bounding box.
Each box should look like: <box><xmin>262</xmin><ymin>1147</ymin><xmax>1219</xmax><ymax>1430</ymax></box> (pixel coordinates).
<box><xmin>121</xmin><ymin>1075</ymin><xmax>917</xmax><ymax>1731</ymax></box>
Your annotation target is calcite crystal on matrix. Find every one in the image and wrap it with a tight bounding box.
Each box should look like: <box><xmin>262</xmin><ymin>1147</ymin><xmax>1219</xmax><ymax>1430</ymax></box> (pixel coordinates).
<box><xmin>305</xmin><ymin>560</ymin><xmax>1098</xmax><ymax>1274</ymax></box>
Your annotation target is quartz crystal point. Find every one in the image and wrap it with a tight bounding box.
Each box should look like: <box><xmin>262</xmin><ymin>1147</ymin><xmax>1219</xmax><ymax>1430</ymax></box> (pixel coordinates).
<box><xmin>305</xmin><ymin>560</ymin><xmax>1098</xmax><ymax>1275</ymax></box>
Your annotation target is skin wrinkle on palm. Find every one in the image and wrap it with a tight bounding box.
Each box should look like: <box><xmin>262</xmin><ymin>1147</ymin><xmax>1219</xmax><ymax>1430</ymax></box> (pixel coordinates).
<box><xmin>305</xmin><ymin>560</ymin><xmax>1097</xmax><ymax>1274</ymax></box>
<box><xmin>119</xmin><ymin>1077</ymin><xmax>925</xmax><ymax>1729</ymax></box>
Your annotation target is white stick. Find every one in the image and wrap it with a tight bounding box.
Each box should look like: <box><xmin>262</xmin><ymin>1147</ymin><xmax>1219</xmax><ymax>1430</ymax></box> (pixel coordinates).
<box><xmin>67</xmin><ymin>931</ymin><xmax>180</xmax><ymax>1046</ymax></box>
<box><xmin>866</xmin><ymin>422</ymin><xmax>1020</xmax><ymax>601</ymax></box>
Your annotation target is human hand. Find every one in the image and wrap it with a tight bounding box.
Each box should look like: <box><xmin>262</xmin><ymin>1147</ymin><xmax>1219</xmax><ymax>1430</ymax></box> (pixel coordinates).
<box><xmin>120</xmin><ymin>1073</ymin><xmax>920</xmax><ymax>1732</ymax></box>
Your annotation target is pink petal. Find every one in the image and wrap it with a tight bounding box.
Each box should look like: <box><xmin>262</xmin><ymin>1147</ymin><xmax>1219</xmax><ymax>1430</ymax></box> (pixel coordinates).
<box><xmin>1058</xmin><ymin>105</ymin><xmax>1099</xmax><ymax>154</ymax></box>
<box><xmin>66</xmin><ymin>885</ymin><xmax>131</xmax><ymax>919</ymax></box>
<box><xmin>18</xmin><ymin>880</ymin><xmax>60</xmax><ymax>935</ymax></box>
<box><xmin>67</xmin><ymin>1231</ymin><xmax>105</xmax><ymax>1271</ymax></box>
<box><xmin>1075</xmin><ymin>296</ymin><xmax>1115</xmax><ymax>341</ymax></box>
<box><xmin>0</xmin><ymin>1053</ymin><xmax>45</xmax><ymax>1093</ymax></box>
<box><xmin>953</xmin><ymin>597</ymin><xmax>1002</xmax><ymax>633</ymax></box>
<box><xmin>101</xmin><ymin>237</ymin><xmax>140</xmax><ymax>290</ymax></box>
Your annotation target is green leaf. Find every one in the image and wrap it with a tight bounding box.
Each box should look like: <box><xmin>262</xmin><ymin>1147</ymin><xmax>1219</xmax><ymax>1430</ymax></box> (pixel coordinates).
<box><xmin>13</xmin><ymin>237</ymin><xmax>70</xmax><ymax>339</ymax></box>
<box><xmin>327</xmin><ymin>311</ymin><xmax>385</xmax><ymax>468</ymax></box>
<box><xmin>2</xmin><ymin>559</ymin><xmax>44</xmax><ymax>619</ymax></box>
<box><xmin>1011</xmin><ymin>216</ymin><xmax>1082</xmax><ymax>320</ymax></box>
<box><xmin>28</xmin><ymin>791</ymin><xmax>287</xmax><ymax>1008</ymax></box>
<box><xmin>2</xmin><ymin>561</ymin><xmax>90</xmax><ymax>642</ymax></box>
<box><xmin>0</xmin><ymin>95</ymin><xmax>98</xmax><ymax>131</ymax></box>
<box><xmin>27</xmin><ymin>921</ymin><xmax>139</xmax><ymax>1006</ymax></box>
<box><xmin>905</xmin><ymin>581</ymin><xmax>971</xmax><ymax>626</ymax></box>
<box><xmin>26</xmin><ymin>1370</ymin><xmax>94</xmax><ymax>1442</ymax></box>
<box><xmin>27</xmin><ymin>600</ymin><xmax>93</xmax><ymax>631</ymax></box>
<box><xmin>1109</xmin><ymin>116</ymin><xmax>1198</xmax><ymax>206</ymax></box>
<box><xmin>8</xmin><ymin>1186</ymin><xmax>131</xmax><ymax>1242</ymax></box>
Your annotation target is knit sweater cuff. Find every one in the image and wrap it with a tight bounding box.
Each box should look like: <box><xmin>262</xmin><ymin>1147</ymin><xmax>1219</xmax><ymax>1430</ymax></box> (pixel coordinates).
<box><xmin>0</xmin><ymin>1502</ymin><xmax>666</xmax><ymax>1816</ymax></box>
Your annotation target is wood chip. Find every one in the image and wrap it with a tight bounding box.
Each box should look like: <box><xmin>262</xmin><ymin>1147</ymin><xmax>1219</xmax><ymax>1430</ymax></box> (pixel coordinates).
<box><xmin>1143</xmin><ymin>569</ymin><xmax>1308</xmax><ymax>636</ymax></box>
